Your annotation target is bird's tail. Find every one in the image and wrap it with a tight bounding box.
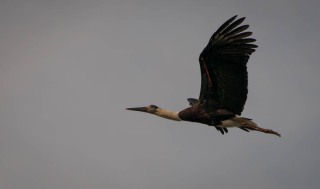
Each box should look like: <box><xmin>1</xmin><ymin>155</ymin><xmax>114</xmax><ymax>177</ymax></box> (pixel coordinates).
<box><xmin>232</xmin><ymin>116</ymin><xmax>281</xmax><ymax>137</ymax></box>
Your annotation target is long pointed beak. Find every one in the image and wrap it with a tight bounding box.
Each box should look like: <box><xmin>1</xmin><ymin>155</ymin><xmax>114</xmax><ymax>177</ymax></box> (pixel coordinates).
<box><xmin>126</xmin><ymin>107</ymin><xmax>148</xmax><ymax>112</ymax></box>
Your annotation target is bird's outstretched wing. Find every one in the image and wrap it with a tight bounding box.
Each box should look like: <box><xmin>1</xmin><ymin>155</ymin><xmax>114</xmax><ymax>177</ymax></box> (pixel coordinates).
<box><xmin>198</xmin><ymin>15</ymin><xmax>257</xmax><ymax>115</ymax></box>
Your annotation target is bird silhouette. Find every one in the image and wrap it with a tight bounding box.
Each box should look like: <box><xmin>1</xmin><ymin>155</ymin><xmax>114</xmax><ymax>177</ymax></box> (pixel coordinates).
<box><xmin>127</xmin><ymin>16</ymin><xmax>281</xmax><ymax>137</ymax></box>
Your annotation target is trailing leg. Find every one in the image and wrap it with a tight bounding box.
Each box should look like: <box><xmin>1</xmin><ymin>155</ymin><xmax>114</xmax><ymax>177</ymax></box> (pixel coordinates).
<box><xmin>232</xmin><ymin>117</ymin><xmax>281</xmax><ymax>137</ymax></box>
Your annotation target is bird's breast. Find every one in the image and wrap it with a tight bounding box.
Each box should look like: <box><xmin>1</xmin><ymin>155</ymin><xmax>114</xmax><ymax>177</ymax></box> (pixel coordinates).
<box><xmin>178</xmin><ymin>107</ymin><xmax>211</xmax><ymax>124</ymax></box>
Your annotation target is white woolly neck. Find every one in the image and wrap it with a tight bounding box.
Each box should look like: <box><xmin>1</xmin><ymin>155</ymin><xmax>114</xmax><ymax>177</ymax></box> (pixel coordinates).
<box><xmin>154</xmin><ymin>108</ymin><xmax>181</xmax><ymax>121</ymax></box>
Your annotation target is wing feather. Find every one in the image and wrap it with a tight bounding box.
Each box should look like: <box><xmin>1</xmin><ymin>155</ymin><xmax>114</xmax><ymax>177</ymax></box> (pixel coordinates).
<box><xmin>198</xmin><ymin>16</ymin><xmax>257</xmax><ymax>115</ymax></box>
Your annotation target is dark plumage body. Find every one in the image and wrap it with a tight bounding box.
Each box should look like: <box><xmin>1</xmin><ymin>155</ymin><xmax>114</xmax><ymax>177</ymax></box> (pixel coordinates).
<box><xmin>179</xmin><ymin>102</ymin><xmax>234</xmax><ymax>126</ymax></box>
<box><xmin>127</xmin><ymin>16</ymin><xmax>281</xmax><ymax>137</ymax></box>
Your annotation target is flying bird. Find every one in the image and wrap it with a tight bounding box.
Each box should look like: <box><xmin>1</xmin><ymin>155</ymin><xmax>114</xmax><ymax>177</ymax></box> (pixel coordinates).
<box><xmin>127</xmin><ymin>16</ymin><xmax>281</xmax><ymax>137</ymax></box>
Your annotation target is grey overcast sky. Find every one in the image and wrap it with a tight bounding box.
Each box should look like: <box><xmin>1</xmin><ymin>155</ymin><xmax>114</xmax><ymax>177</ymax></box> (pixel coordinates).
<box><xmin>1</xmin><ymin>0</ymin><xmax>320</xmax><ymax>189</ymax></box>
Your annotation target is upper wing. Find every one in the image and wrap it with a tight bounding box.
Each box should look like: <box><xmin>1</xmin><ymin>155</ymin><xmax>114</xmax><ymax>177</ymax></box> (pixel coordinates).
<box><xmin>198</xmin><ymin>16</ymin><xmax>257</xmax><ymax>115</ymax></box>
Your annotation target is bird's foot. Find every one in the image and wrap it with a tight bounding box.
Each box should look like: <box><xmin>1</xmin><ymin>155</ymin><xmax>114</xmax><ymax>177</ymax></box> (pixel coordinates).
<box><xmin>214</xmin><ymin>126</ymin><xmax>228</xmax><ymax>135</ymax></box>
<box><xmin>211</xmin><ymin>120</ymin><xmax>228</xmax><ymax>135</ymax></box>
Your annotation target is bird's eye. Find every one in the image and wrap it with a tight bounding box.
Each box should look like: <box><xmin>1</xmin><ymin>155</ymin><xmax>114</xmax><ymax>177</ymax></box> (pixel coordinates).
<box><xmin>150</xmin><ymin>105</ymin><xmax>158</xmax><ymax>109</ymax></box>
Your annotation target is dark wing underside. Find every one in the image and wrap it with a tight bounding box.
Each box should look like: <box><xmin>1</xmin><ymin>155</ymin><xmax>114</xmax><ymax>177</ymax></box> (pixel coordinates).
<box><xmin>199</xmin><ymin>15</ymin><xmax>257</xmax><ymax>115</ymax></box>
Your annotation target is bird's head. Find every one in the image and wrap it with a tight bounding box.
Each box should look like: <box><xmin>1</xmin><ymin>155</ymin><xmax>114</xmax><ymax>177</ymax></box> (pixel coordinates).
<box><xmin>126</xmin><ymin>105</ymin><xmax>159</xmax><ymax>114</ymax></box>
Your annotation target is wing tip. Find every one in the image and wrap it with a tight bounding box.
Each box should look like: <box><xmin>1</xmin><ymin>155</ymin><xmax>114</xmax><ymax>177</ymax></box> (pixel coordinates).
<box><xmin>231</xmin><ymin>15</ymin><xmax>238</xmax><ymax>19</ymax></box>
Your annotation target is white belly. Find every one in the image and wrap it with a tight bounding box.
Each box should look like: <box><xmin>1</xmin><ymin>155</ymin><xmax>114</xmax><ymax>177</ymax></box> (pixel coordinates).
<box><xmin>219</xmin><ymin>119</ymin><xmax>242</xmax><ymax>128</ymax></box>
